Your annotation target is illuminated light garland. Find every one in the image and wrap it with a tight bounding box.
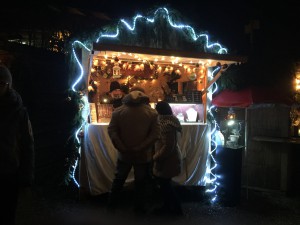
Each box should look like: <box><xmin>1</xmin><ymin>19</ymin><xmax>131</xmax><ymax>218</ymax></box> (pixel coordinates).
<box><xmin>69</xmin><ymin>7</ymin><xmax>229</xmax><ymax>188</ymax></box>
<box><xmin>69</xmin><ymin>95</ymin><xmax>90</xmax><ymax>187</ymax></box>
<box><xmin>71</xmin><ymin>41</ymin><xmax>91</xmax><ymax>92</ymax></box>
<box><xmin>96</xmin><ymin>7</ymin><xmax>227</xmax><ymax>54</ymax></box>
<box><xmin>205</xmin><ymin>66</ymin><xmax>222</xmax><ymax>203</ymax></box>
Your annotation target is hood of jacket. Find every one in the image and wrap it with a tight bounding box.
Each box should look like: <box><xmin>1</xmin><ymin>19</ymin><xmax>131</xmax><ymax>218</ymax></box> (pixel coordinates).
<box><xmin>122</xmin><ymin>90</ymin><xmax>150</xmax><ymax>106</ymax></box>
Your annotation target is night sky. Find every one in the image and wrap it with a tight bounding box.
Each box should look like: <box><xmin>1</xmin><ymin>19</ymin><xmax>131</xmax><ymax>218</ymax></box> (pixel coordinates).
<box><xmin>66</xmin><ymin>0</ymin><xmax>256</xmax><ymax>54</ymax></box>
<box><xmin>56</xmin><ymin>0</ymin><xmax>300</xmax><ymax>55</ymax></box>
<box><xmin>2</xmin><ymin>0</ymin><xmax>299</xmax><ymax>56</ymax></box>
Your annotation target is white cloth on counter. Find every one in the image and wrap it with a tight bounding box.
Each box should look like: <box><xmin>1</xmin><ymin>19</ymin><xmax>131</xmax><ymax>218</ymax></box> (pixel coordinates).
<box><xmin>83</xmin><ymin>123</ymin><xmax>210</xmax><ymax>196</ymax></box>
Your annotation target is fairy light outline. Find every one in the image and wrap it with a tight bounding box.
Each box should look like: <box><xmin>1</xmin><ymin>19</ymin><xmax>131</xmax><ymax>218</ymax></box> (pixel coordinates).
<box><xmin>96</xmin><ymin>7</ymin><xmax>227</xmax><ymax>54</ymax></box>
<box><xmin>70</xmin><ymin>7</ymin><xmax>229</xmax><ymax>188</ymax></box>
<box><xmin>205</xmin><ymin>66</ymin><xmax>222</xmax><ymax>203</ymax></box>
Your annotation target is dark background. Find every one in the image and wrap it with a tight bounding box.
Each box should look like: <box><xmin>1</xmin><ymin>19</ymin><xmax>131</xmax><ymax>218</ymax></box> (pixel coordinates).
<box><xmin>1</xmin><ymin>0</ymin><xmax>299</xmax><ymax>190</ymax></box>
<box><xmin>2</xmin><ymin>0</ymin><xmax>299</xmax><ymax>55</ymax></box>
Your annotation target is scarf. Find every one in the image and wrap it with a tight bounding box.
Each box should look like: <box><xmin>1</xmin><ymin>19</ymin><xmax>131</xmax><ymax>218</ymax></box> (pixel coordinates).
<box><xmin>158</xmin><ymin>115</ymin><xmax>182</xmax><ymax>133</ymax></box>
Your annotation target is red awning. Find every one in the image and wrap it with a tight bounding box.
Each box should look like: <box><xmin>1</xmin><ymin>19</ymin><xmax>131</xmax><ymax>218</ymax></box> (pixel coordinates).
<box><xmin>212</xmin><ymin>87</ymin><xmax>293</xmax><ymax>108</ymax></box>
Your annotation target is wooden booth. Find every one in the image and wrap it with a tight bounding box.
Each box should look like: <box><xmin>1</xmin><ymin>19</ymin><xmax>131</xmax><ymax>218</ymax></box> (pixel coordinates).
<box><xmin>79</xmin><ymin>43</ymin><xmax>244</xmax><ymax>196</ymax></box>
<box><xmin>68</xmin><ymin>7</ymin><xmax>248</xmax><ymax>198</ymax></box>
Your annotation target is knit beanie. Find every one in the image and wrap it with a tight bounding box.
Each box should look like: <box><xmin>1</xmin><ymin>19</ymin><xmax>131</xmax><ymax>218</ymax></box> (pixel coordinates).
<box><xmin>0</xmin><ymin>65</ymin><xmax>12</xmax><ymax>88</ymax></box>
<box><xmin>110</xmin><ymin>81</ymin><xmax>121</xmax><ymax>92</ymax></box>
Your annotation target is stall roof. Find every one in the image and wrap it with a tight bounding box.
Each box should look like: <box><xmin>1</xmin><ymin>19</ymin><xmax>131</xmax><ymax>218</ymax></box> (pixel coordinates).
<box><xmin>92</xmin><ymin>43</ymin><xmax>247</xmax><ymax>66</ymax></box>
<box><xmin>212</xmin><ymin>87</ymin><xmax>293</xmax><ymax>108</ymax></box>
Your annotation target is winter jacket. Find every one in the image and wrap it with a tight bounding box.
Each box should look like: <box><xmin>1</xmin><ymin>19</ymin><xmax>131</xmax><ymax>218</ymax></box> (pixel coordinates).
<box><xmin>108</xmin><ymin>91</ymin><xmax>160</xmax><ymax>163</ymax></box>
<box><xmin>153</xmin><ymin>115</ymin><xmax>182</xmax><ymax>178</ymax></box>
<box><xmin>0</xmin><ymin>89</ymin><xmax>34</xmax><ymax>186</ymax></box>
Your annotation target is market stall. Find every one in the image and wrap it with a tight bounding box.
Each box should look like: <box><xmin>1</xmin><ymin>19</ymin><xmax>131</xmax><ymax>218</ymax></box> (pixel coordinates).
<box><xmin>77</xmin><ymin>43</ymin><xmax>244</xmax><ymax>196</ymax></box>
<box><xmin>69</xmin><ymin>7</ymin><xmax>246</xmax><ymax>197</ymax></box>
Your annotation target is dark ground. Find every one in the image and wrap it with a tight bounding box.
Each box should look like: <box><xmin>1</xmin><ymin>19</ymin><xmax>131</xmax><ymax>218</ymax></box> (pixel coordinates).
<box><xmin>15</xmin><ymin>182</ymin><xmax>300</xmax><ymax>225</ymax></box>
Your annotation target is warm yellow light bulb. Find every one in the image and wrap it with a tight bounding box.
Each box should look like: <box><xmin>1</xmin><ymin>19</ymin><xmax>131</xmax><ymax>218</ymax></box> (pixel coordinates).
<box><xmin>93</xmin><ymin>60</ymin><xmax>98</xmax><ymax>66</ymax></box>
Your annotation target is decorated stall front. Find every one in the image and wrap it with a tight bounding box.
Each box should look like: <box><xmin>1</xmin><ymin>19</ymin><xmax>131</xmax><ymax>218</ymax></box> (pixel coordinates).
<box><xmin>68</xmin><ymin>7</ymin><xmax>245</xmax><ymax>200</ymax></box>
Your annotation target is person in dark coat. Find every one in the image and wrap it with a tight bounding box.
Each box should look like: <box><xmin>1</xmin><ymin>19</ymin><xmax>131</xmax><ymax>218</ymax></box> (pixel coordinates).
<box><xmin>107</xmin><ymin>88</ymin><xmax>160</xmax><ymax>213</ymax></box>
<box><xmin>153</xmin><ymin>101</ymin><xmax>183</xmax><ymax>215</ymax></box>
<box><xmin>0</xmin><ymin>65</ymin><xmax>34</xmax><ymax>225</ymax></box>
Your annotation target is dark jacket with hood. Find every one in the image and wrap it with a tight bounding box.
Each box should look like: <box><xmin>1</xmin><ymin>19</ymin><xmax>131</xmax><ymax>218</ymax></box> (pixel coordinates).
<box><xmin>108</xmin><ymin>90</ymin><xmax>160</xmax><ymax>163</ymax></box>
<box><xmin>0</xmin><ymin>89</ymin><xmax>34</xmax><ymax>186</ymax></box>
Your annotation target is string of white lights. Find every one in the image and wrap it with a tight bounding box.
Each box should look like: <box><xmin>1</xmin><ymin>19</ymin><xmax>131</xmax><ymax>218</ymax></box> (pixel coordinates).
<box><xmin>205</xmin><ymin>66</ymin><xmax>221</xmax><ymax>203</ymax></box>
<box><xmin>97</xmin><ymin>7</ymin><xmax>227</xmax><ymax>54</ymax></box>
<box><xmin>70</xmin><ymin>7</ymin><xmax>228</xmax><ymax>188</ymax></box>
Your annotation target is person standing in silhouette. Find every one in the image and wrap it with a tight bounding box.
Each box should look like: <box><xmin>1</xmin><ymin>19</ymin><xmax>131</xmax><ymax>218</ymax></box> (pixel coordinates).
<box><xmin>107</xmin><ymin>88</ymin><xmax>160</xmax><ymax>213</ymax></box>
<box><xmin>153</xmin><ymin>101</ymin><xmax>183</xmax><ymax>215</ymax></box>
<box><xmin>0</xmin><ymin>64</ymin><xmax>34</xmax><ymax>225</ymax></box>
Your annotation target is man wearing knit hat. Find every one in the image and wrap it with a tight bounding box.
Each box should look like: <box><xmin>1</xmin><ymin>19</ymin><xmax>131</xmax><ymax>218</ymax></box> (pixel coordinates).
<box><xmin>109</xmin><ymin>81</ymin><xmax>126</xmax><ymax>109</ymax></box>
<box><xmin>0</xmin><ymin>64</ymin><xmax>34</xmax><ymax>225</ymax></box>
